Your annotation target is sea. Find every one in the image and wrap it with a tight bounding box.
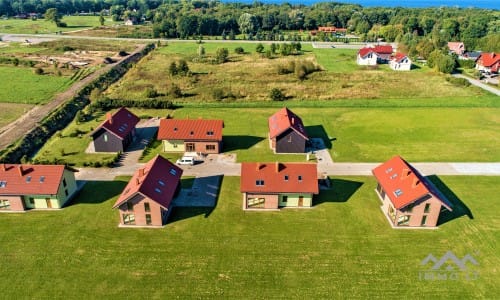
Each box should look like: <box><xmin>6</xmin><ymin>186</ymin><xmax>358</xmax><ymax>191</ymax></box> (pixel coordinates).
<box><xmin>223</xmin><ymin>0</ymin><xmax>499</xmax><ymax>10</ymax></box>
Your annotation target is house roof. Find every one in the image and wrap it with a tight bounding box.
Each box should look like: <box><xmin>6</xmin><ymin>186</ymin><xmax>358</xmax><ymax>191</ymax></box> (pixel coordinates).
<box><xmin>447</xmin><ymin>42</ymin><xmax>464</xmax><ymax>53</ymax></box>
<box><xmin>392</xmin><ymin>52</ymin><xmax>409</xmax><ymax>63</ymax></box>
<box><xmin>0</xmin><ymin>164</ymin><xmax>74</xmax><ymax>196</ymax></box>
<box><xmin>268</xmin><ymin>107</ymin><xmax>308</xmax><ymax>140</ymax></box>
<box><xmin>373</xmin><ymin>45</ymin><xmax>393</xmax><ymax>54</ymax></box>
<box><xmin>92</xmin><ymin>107</ymin><xmax>139</xmax><ymax>140</ymax></box>
<box><xmin>358</xmin><ymin>47</ymin><xmax>375</xmax><ymax>57</ymax></box>
<box><xmin>113</xmin><ymin>155</ymin><xmax>183</xmax><ymax>210</ymax></box>
<box><xmin>372</xmin><ymin>156</ymin><xmax>452</xmax><ymax>211</ymax></box>
<box><xmin>240</xmin><ymin>162</ymin><xmax>319</xmax><ymax>194</ymax></box>
<box><xmin>477</xmin><ymin>53</ymin><xmax>500</xmax><ymax>68</ymax></box>
<box><xmin>157</xmin><ymin>119</ymin><xmax>224</xmax><ymax>141</ymax></box>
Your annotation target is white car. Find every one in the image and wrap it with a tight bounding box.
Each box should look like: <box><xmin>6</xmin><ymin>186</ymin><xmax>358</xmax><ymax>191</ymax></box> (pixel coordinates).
<box><xmin>176</xmin><ymin>156</ymin><xmax>195</xmax><ymax>165</ymax></box>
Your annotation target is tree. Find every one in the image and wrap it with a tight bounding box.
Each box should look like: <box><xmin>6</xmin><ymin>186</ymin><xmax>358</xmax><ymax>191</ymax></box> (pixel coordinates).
<box><xmin>238</xmin><ymin>13</ymin><xmax>258</xmax><ymax>35</ymax></box>
<box><xmin>255</xmin><ymin>43</ymin><xmax>264</xmax><ymax>53</ymax></box>
<box><xmin>44</xmin><ymin>8</ymin><xmax>62</xmax><ymax>27</ymax></box>
<box><xmin>198</xmin><ymin>45</ymin><xmax>205</xmax><ymax>57</ymax></box>
<box><xmin>215</xmin><ymin>48</ymin><xmax>229</xmax><ymax>64</ymax></box>
<box><xmin>168</xmin><ymin>62</ymin><xmax>178</xmax><ymax>76</ymax></box>
<box><xmin>177</xmin><ymin>59</ymin><xmax>189</xmax><ymax>75</ymax></box>
<box><xmin>269</xmin><ymin>88</ymin><xmax>286</xmax><ymax>101</ymax></box>
<box><xmin>99</xmin><ymin>11</ymin><xmax>105</xmax><ymax>26</ymax></box>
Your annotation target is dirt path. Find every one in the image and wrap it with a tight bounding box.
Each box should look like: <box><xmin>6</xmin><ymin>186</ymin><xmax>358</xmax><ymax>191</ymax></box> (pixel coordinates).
<box><xmin>0</xmin><ymin>44</ymin><xmax>145</xmax><ymax>150</ymax></box>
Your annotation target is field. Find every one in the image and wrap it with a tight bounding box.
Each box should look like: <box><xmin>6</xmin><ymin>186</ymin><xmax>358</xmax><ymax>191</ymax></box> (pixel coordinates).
<box><xmin>104</xmin><ymin>42</ymin><xmax>488</xmax><ymax>102</ymax></box>
<box><xmin>0</xmin><ymin>175</ymin><xmax>498</xmax><ymax>298</ymax></box>
<box><xmin>0</xmin><ymin>102</ymin><xmax>32</xmax><ymax>128</ymax></box>
<box><xmin>0</xmin><ymin>16</ymin><xmax>118</xmax><ymax>34</ymax></box>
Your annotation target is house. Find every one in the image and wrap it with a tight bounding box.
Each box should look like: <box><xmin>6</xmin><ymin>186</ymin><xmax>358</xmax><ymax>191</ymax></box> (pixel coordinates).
<box><xmin>357</xmin><ymin>45</ymin><xmax>393</xmax><ymax>65</ymax></box>
<box><xmin>447</xmin><ymin>42</ymin><xmax>465</xmax><ymax>56</ymax></box>
<box><xmin>372</xmin><ymin>156</ymin><xmax>453</xmax><ymax>228</ymax></box>
<box><xmin>0</xmin><ymin>164</ymin><xmax>77</xmax><ymax>212</ymax></box>
<box><xmin>462</xmin><ymin>51</ymin><xmax>481</xmax><ymax>61</ymax></box>
<box><xmin>475</xmin><ymin>52</ymin><xmax>500</xmax><ymax>74</ymax></box>
<box><xmin>157</xmin><ymin>119</ymin><xmax>224</xmax><ymax>154</ymax></box>
<box><xmin>124</xmin><ymin>18</ymin><xmax>137</xmax><ymax>26</ymax></box>
<box><xmin>268</xmin><ymin>107</ymin><xmax>309</xmax><ymax>153</ymax></box>
<box><xmin>389</xmin><ymin>53</ymin><xmax>412</xmax><ymax>71</ymax></box>
<box><xmin>112</xmin><ymin>155</ymin><xmax>183</xmax><ymax>227</ymax></box>
<box><xmin>240</xmin><ymin>162</ymin><xmax>319</xmax><ymax>210</ymax></box>
<box><xmin>311</xmin><ymin>26</ymin><xmax>347</xmax><ymax>36</ymax></box>
<box><xmin>91</xmin><ymin>107</ymin><xmax>139</xmax><ymax>153</ymax></box>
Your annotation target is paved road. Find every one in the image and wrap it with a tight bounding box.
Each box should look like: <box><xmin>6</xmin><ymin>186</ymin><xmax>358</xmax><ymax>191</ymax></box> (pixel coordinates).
<box><xmin>452</xmin><ymin>73</ymin><xmax>500</xmax><ymax>96</ymax></box>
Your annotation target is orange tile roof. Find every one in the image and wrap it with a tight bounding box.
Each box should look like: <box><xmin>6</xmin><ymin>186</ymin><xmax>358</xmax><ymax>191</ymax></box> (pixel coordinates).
<box><xmin>240</xmin><ymin>162</ymin><xmax>318</xmax><ymax>194</ymax></box>
<box><xmin>113</xmin><ymin>155</ymin><xmax>183</xmax><ymax>209</ymax></box>
<box><xmin>268</xmin><ymin>107</ymin><xmax>308</xmax><ymax>140</ymax></box>
<box><xmin>0</xmin><ymin>164</ymin><xmax>73</xmax><ymax>195</ymax></box>
<box><xmin>477</xmin><ymin>53</ymin><xmax>500</xmax><ymax>67</ymax></box>
<box><xmin>392</xmin><ymin>52</ymin><xmax>408</xmax><ymax>62</ymax></box>
<box><xmin>92</xmin><ymin>107</ymin><xmax>139</xmax><ymax>140</ymax></box>
<box><xmin>157</xmin><ymin>119</ymin><xmax>224</xmax><ymax>141</ymax></box>
<box><xmin>372</xmin><ymin>156</ymin><xmax>452</xmax><ymax>211</ymax></box>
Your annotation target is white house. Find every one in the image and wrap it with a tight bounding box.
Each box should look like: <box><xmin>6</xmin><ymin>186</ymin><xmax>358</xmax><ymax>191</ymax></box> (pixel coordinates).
<box><xmin>389</xmin><ymin>53</ymin><xmax>412</xmax><ymax>71</ymax></box>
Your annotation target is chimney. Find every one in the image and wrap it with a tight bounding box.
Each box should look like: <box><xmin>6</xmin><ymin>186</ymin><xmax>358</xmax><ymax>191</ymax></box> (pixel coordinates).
<box><xmin>138</xmin><ymin>168</ymin><xmax>144</xmax><ymax>177</ymax></box>
<box><xmin>135</xmin><ymin>178</ymin><xmax>140</xmax><ymax>185</ymax></box>
<box><xmin>256</xmin><ymin>163</ymin><xmax>261</xmax><ymax>171</ymax></box>
<box><xmin>412</xmin><ymin>178</ymin><xmax>420</xmax><ymax>189</ymax></box>
<box><xmin>106</xmin><ymin>112</ymin><xmax>113</xmax><ymax>125</ymax></box>
<box><xmin>18</xmin><ymin>165</ymin><xmax>23</xmax><ymax>176</ymax></box>
<box><xmin>401</xmin><ymin>168</ymin><xmax>411</xmax><ymax>179</ymax></box>
<box><xmin>275</xmin><ymin>162</ymin><xmax>280</xmax><ymax>173</ymax></box>
<box><xmin>1</xmin><ymin>164</ymin><xmax>5</xmax><ymax>172</ymax></box>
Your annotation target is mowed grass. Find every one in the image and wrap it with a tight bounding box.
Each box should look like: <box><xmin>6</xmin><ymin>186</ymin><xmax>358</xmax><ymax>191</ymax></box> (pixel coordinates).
<box><xmin>0</xmin><ymin>103</ymin><xmax>33</xmax><ymax>128</ymax></box>
<box><xmin>0</xmin><ymin>176</ymin><xmax>498</xmax><ymax>298</ymax></box>
<box><xmin>105</xmin><ymin>42</ymin><xmax>488</xmax><ymax>102</ymax></box>
<box><xmin>0</xmin><ymin>16</ymin><xmax>118</xmax><ymax>34</ymax></box>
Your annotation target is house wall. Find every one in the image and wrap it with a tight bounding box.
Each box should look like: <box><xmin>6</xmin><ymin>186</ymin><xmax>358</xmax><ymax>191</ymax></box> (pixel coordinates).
<box><xmin>191</xmin><ymin>141</ymin><xmax>222</xmax><ymax>154</ymax></box>
<box><xmin>278</xmin><ymin>193</ymin><xmax>313</xmax><ymax>207</ymax></box>
<box><xmin>244</xmin><ymin>193</ymin><xmax>279</xmax><ymax>209</ymax></box>
<box><xmin>390</xmin><ymin>60</ymin><xmax>412</xmax><ymax>71</ymax></box>
<box><xmin>357</xmin><ymin>54</ymin><xmax>377</xmax><ymax>65</ymax></box>
<box><xmin>163</xmin><ymin>140</ymin><xmax>185</xmax><ymax>152</ymax></box>
<box><xmin>92</xmin><ymin>128</ymin><xmax>124</xmax><ymax>152</ymax></box>
<box><xmin>276</xmin><ymin>129</ymin><xmax>306</xmax><ymax>153</ymax></box>
<box><xmin>117</xmin><ymin>193</ymin><xmax>165</xmax><ymax>226</ymax></box>
<box><xmin>23</xmin><ymin>195</ymin><xmax>60</xmax><ymax>209</ymax></box>
<box><xmin>55</xmin><ymin>169</ymin><xmax>78</xmax><ymax>207</ymax></box>
<box><xmin>0</xmin><ymin>195</ymin><xmax>25</xmax><ymax>211</ymax></box>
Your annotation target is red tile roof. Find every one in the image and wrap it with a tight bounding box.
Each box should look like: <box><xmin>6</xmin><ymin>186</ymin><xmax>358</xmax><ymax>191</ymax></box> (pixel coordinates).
<box><xmin>240</xmin><ymin>162</ymin><xmax>319</xmax><ymax>194</ymax></box>
<box><xmin>0</xmin><ymin>164</ymin><xmax>73</xmax><ymax>196</ymax></box>
<box><xmin>113</xmin><ymin>155</ymin><xmax>183</xmax><ymax>209</ymax></box>
<box><xmin>477</xmin><ymin>53</ymin><xmax>500</xmax><ymax>67</ymax></box>
<box><xmin>372</xmin><ymin>156</ymin><xmax>452</xmax><ymax>211</ymax></box>
<box><xmin>358</xmin><ymin>47</ymin><xmax>375</xmax><ymax>57</ymax></box>
<box><xmin>92</xmin><ymin>107</ymin><xmax>139</xmax><ymax>140</ymax></box>
<box><xmin>392</xmin><ymin>52</ymin><xmax>408</xmax><ymax>63</ymax></box>
<box><xmin>373</xmin><ymin>45</ymin><xmax>393</xmax><ymax>54</ymax></box>
<box><xmin>268</xmin><ymin>107</ymin><xmax>308</xmax><ymax>140</ymax></box>
<box><xmin>157</xmin><ymin>119</ymin><xmax>224</xmax><ymax>141</ymax></box>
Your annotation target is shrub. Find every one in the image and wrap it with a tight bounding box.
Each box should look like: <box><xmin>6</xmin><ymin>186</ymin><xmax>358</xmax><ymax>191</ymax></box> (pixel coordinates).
<box><xmin>177</xmin><ymin>59</ymin><xmax>190</xmax><ymax>76</ymax></box>
<box><xmin>234</xmin><ymin>47</ymin><xmax>244</xmax><ymax>54</ymax></box>
<box><xmin>212</xmin><ymin>88</ymin><xmax>225</xmax><ymax>100</ymax></box>
<box><xmin>118</xmin><ymin>50</ymin><xmax>128</xmax><ymax>56</ymax></box>
<box><xmin>168</xmin><ymin>84</ymin><xmax>182</xmax><ymax>98</ymax></box>
<box><xmin>144</xmin><ymin>87</ymin><xmax>158</xmax><ymax>98</ymax></box>
<box><xmin>168</xmin><ymin>61</ymin><xmax>177</xmax><ymax>76</ymax></box>
<box><xmin>215</xmin><ymin>48</ymin><xmax>229</xmax><ymax>64</ymax></box>
<box><xmin>256</xmin><ymin>43</ymin><xmax>264</xmax><ymax>53</ymax></box>
<box><xmin>198</xmin><ymin>45</ymin><xmax>205</xmax><ymax>57</ymax></box>
<box><xmin>265</xmin><ymin>49</ymin><xmax>272</xmax><ymax>59</ymax></box>
<box><xmin>269</xmin><ymin>88</ymin><xmax>286</xmax><ymax>101</ymax></box>
<box><xmin>33</xmin><ymin>67</ymin><xmax>44</xmax><ymax>75</ymax></box>
<box><xmin>445</xmin><ymin>76</ymin><xmax>471</xmax><ymax>87</ymax></box>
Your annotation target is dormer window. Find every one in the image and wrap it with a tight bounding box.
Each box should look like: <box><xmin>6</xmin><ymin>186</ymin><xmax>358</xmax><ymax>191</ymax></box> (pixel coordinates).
<box><xmin>26</xmin><ymin>176</ymin><xmax>32</xmax><ymax>183</ymax></box>
<box><xmin>190</xmin><ymin>131</ymin><xmax>194</xmax><ymax>135</ymax></box>
<box><xmin>298</xmin><ymin>175</ymin><xmax>302</xmax><ymax>182</ymax></box>
<box><xmin>385</xmin><ymin>167</ymin><xmax>393</xmax><ymax>173</ymax></box>
<box><xmin>394</xmin><ymin>189</ymin><xmax>403</xmax><ymax>197</ymax></box>
<box><xmin>207</xmin><ymin>131</ymin><xmax>214</xmax><ymax>136</ymax></box>
<box><xmin>256</xmin><ymin>180</ymin><xmax>264</xmax><ymax>186</ymax></box>
<box><xmin>0</xmin><ymin>181</ymin><xmax>6</xmax><ymax>188</ymax></box>
<box><xmin>39</xmin><ymin>176</ymin><xmax>45</xmax><ymax>183</ymax></box>
<box><xmin>284</xmin><ymin>175</ymin><xmax>289</xmax><ymax>181</ymax></box>
<box><xmin>174</xmin><ymin>127</ymin><xmax>178</xmax><ymax>131</ymax></box>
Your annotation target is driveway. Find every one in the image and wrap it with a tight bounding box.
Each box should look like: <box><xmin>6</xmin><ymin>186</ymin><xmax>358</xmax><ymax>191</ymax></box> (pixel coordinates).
<box><xmin>173</xmin><ymin>175</ymin><xmax>222</xmax><ymax>207</ymax></box>
<box><xmin>452</xmin><ymin>74</ymin><xmax>500</xmax><ymax>96</ymax></box>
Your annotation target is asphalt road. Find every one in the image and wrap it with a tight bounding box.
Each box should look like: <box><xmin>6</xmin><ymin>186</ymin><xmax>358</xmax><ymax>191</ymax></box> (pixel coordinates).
<box><xmin>452</xmin><ymin>73</ymin><xmax>500</xmax><ymax>96</ymax></box>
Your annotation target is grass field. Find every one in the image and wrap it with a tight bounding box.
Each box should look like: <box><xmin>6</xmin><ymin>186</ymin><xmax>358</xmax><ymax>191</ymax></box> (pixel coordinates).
<box><xmin>0</xmin><ymin>175</ymin><xmax>497</xmax><ymax>298</ymax></box>
<box><xmin>0</xmin><ymin>16</ymin><xmax>118</xmax><ymax>34</ymax></box>
<box><xmin>0</xmin><ymin>103</ymin><xmax>33</xmax><ymax>128</ymax></box>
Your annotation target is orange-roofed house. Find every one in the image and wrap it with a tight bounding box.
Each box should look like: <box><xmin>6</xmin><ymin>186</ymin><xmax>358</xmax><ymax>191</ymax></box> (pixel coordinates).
<box><xmin>475</xmin><ymin>52</ymin><xmax>500</xmax><ymax>74</ymax></box>
<box><xmin>240</xmin><ymin>162</ymin><xmax>319</xmax><ymax>210</ymax></box>
<box><xmin>447</xmin><ymin>42</ymin><xmax>465</xmax><ymax>56</ymax></box>
<box><xmin>91</xmin><ymin>107</ymin><xmax>140</xmax><ymax>152</ymax></box>
<box><xmin>372</xmin><ymin>156</ymin><xmax>453</xmax><ymax>228</ymax></box>
<box><xmin>112</xmin><ymin>155</ymin><xmax>182</xmax><ymax>227</ymax></box>
<box><xmin>0</xmin><ymin>164</ymin><xmax>77</xmax><ymax>212</ymax></box>
<box><xmin>268</xmin><ymin>107</ymin><xmax>309</xmax><ymax>153</ymax></box>
<box><xmin>357</xmin><ymin>45</ymin><xmax>393</xmax><ymax>65</ymax></box>
<box><xmin>389</xmin><ymin>53</ymin><xmax>412</xmax><ymax>71</ymax></box>
<box><xmin>157</xmin><ymin>119</ymin><xmax>224</xmax><ymax>154</ymax></box>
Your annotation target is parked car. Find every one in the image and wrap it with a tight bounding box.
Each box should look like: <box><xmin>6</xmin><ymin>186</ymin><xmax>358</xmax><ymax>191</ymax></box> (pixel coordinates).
<box><xmin>176</xmin><ymin>156</ymin><xmax>195</xmax><ymax>165</ymax></box>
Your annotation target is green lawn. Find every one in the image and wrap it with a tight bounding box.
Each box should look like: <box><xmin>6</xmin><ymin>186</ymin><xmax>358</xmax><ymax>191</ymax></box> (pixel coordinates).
<box><xmin>0</xmin><ymin>16</ymin><xmax>118</xmax><ymax>34</ymax></box>
<box><xmin>0</xmin><ymin>103</ymin><xmax>33</xmax><ymax>128</ymax></box>
<box><xmin>0</xmin><ymin>66</ymin><xmax>71</xmax><ymax>104</ymax></box>
<box><xmin>0</xmin><ymin>176</ymin><xmax>497</xmax><ymax>298</ymax></box>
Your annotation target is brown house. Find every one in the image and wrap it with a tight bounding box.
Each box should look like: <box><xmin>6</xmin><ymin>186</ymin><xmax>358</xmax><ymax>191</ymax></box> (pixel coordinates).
<box><xmin>268</xmin><ymin>107</ymin><xmax>309</xmax><ymax>153</ymax></box>
<box><xmin>372</xmin><ymin>156</ymin><xmax>453</xmax><ymax>228</ymax></box>
<box><xmin>240</xmin><ymin>162</ymin><xmax>319</xmax><ymax>210</ymax></box>
<box><xmin>157</xmin><ymin>118</ymin><xmax>224</xmax><ymax>154</ymax></box>
<box><xmin>91</xmin><ymin>107</ymin><xmax>140</xmax><ymax>152</ymax></box>
<box><xmin>112</xmin><ymin>155</ymin><xmax>183</xmax><ymax>227</ymax></box>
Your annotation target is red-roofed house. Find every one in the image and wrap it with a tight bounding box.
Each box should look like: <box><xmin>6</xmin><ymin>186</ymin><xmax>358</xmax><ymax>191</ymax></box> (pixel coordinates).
<box><xmin>372</xmin><ymin>156</ymin><xmax>453</xmax><ymax>228</ymax></box>
<box><xmin>268</xmin><ymin>107</ymin><xmax>309</xmax><ymax>153</ymax></box>
<box><xmin>357</xmin><ymin>45</ymin><xmax>393</xmax><ymax>65</ymax></box>
<box><xmin>91</xmin><ymin>107</ymin><xmax>140</xmax><ymax>152</ymax></box>
<box><xmin>389</xmin><ymin>53</ymin><xmax>412</xmax><ymax>71</ymax></box>
<box><xmin>0</xmin><ymin>164</ymin><xmax>77</xmax><ymax>211</ymax></box>
<box><xmin>475</xmin><ymin>52</ymin><xmax>500</xmax><ymax>74</ymax></box>
<box><xmin>241</xmin><ymin>162</ymin><xmax>319</xmax><ymax>210</ymax></box>
<box><xmin>157</xmin><ymin>119</ymin><xmax>224</xmax><ymax>154</ymax></box>
<box><xmin>112</xmin><ymin>155</ymin><xmax>182</xmax><ymax>227</ymax></box>
<box><xmin>447</xmin><ymin>42</ymin><xmax>465</xmax><ymax>56</ymax></box>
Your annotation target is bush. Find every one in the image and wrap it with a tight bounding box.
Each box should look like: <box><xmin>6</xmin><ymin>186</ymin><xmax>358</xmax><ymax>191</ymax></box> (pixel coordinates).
<box><xmin>215</xmin><ymin>48</ymin><xmax>229</xmax><ymax>64</ymax></box>
<box><xmin>167</xmin><ymin>84</ymin><xmax>182</xmax><ymax>98</ymax></box>
<box><xmin>277</xmin><ymin>61</ymin><xmax>295</xmax><ymax>75</ymax></box>
<box><xmin>212</xmin><ymin>88</ymin><xmax>225</xmax><ymax>100</ymax></box>
<box><xmin>458</xmin><ymin>59</ymin><xmax>476</xmax><ymax>69</ymax></box>
<box><xmin>168</xmin><ymin>61</ymin><xmax>177</xmax><ymax>76</ymax></box>
<box><xmin>33</xmin><ymin>67</ymin><xmax>44</xmax><ymax>75</ymax></box>
<box><xmin>118</xmin><ymin>50</ymin><xmax>128</xmax><ymax>56</ymax></box>
<box><xmin>177</xmin><ymin>59</ymin><xmax>190</xmax><ymax>76</ymax></box>
<box><xmin>234</xmin><ymin>47</ymin><xmax>244</xmax><ymax>54</ymax></box>
<box><xmin>256</xmin><ymin>43</ymin><xmax>264</xmax><ymax>53</ymax></box>
<box><xmin>269</xmin><ymin>88</ymin><xmax>286</xmax><ymax>101</ymax></box>
<box><xmin>445</xmin><ymin>76</ymin><xmax>471</xmax><ymax>87</ymax></box>
<box><xmin>144</xmin><ymin>87</ymin><xmax>158</xmax><ymax>98</ymax></box>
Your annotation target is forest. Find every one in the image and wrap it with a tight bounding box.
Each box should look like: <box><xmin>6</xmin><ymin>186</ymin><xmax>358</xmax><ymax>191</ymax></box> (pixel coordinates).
<box><xmin>1</xmin><ymin>0</ymin><xmax>499</xmax><ymax>53</ymax></box>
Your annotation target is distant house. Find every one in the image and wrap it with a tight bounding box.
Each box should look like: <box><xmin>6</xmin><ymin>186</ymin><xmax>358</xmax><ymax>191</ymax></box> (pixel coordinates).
<box><xmin>475</xmin><ymin>52</ymin><xmax>500</xmax><ymax>74</ymax></box>
<box><xmin>357</xmin><ymin>45</ymin><xmax>393</xmax><ymax>65</ymax></box>
<box><xmin>240</xmin><ymin>162</ymin><xmax>319</xmax><ymax>210</ymax></box>
<box><xmin>372</xmin><ymin>156</ymin><xmax>453</xmax><ymax>228</ymax></box>
<box><xmin>462</xmin><ymin>51</ymin><xmax>481</xmax><ymax>61</ymax></box>
<box><xmin>389</xmin><ymin>53</ymin><xmax>412</xmax><ymax>71</ymax></box>
<box><xmin>124</xmin><ymin>18</ymin><xmax>137</xmax><ymax>26</ymax></box>
<box><xmin>311</xmin><ymin>26</ymin><xmax>347</xmax><ymax>36</ymax></box>
<box><xmin>112</xmin><ymin>155</ymin><xmax>183</xmax><ymax>227</ymax></box>
<box><xmin>0</xmin><ymin>164</ymin><xmax>77</xmax><ymax>212</ymax></box>
<box><xmin>91</xmin><ymin>107</ymin><xmax>139</xmax><ymax>153</ymax></box>
<box><xmin>157</xmin><ymin>119</ymin><xmax>224</xmax><ymax>154</ymax></box>
<box><xmin>447</xmin><ymin>42</ymin><xmax>465</xmax><ymax>56</ymax></box>
<box><xmin>268</xmin><ymin>107</ymin><xmax>309</xmax><ymax>153</ymax></box>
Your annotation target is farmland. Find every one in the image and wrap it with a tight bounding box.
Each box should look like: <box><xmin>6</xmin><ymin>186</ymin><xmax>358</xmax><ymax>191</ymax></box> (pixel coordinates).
<box><xmin>0</xmin><ymin>16</ymin><xmax>118</xmax><ymax>34</ymax></box>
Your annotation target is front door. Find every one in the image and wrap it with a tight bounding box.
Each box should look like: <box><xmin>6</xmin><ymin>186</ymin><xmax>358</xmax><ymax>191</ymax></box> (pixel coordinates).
<box><xmin>46</xmin><ymin>198</ymin><xmax>52</xmax><ymax>208</ymax></box>
<box><xmin>298</xmin><ymin>196</ymin><xmax>304</xmax><ymax>207</ymax></box>
<box><xmin>186</xmin><ymin>143</ymin><xmax>195</xmax><ymax>152</ymax></box>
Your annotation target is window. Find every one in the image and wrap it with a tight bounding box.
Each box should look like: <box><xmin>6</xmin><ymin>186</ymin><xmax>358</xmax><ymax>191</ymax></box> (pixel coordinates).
<box><xmin>63</xmin><ymin>178</ymin><xmax>67</xmax><ymax>187</ymax></box>
<box><xmin>126</xmin><ymin>202</ymin><xmax>133</xmax><ymax>211</ymax></box>
<box><xmin>29</xmin><ymin>198</ymin><xmax>34</xmax><ymax>205</ymax></box>
<box><xmin>155</xmin><ymin>188</ymin><xmax>162</xmax><ymax>194</ymax></box>
<box><xmin>206</xmin><ymin>145</ymin><xmax>216</xmax><ymax>151</ymax></box>
<box><xmin>39</xmin><ymin>176</ymin><xmax>45</xmax><ymax>183</ymax></box>
<box><xmin>26</xmin><ymin>176</ymin><xmax>32</xmax><ymax>183</ymax></box>
<box><xmin>146</xmin><ymin>214</ymin><xmax>152</xmax><ymax>225</ymax></box>
<box><xmin>207</xmin><ymin>131</ymin><xmax>214</xmax><ymax>136</ymax></box>
<box><xmin>123</xmin><ymin>214</ymin><xmax>135</xmax><ymax>225</ymax></box>
<box><xmin>174</xmin><ymin>127</ymin><xmax>178</xmax><ymax>131</ymax></box>
<box><xmin>144</xmin><ymin>202</ymin><xmax>150</xmax><ymax>212</ymax></box>
<box><xmin>284</xmin><ymin>175</ymin><xmax>289</xmax><ymax>181</ymax></box>
<box><xmin>385</xmin><ymin>167</ymin><xmax>393</xmax><ymax>173</ymax></box>
<box><xmin>397</xmin><ymin>215</ymin><xmax>411</xmax><ymax>226</ymax></box>
<box><xmin>390</xmin><ymin>173</ymin><xmax>398</xmax><ymax>179</ymax></box>
<box><xmin>103</xmin><ymin>133</ymin><xmax>108</xmax><ymax>142</ymax></box>
<box><xmin>424</xmin><ymin>203</ymin><xmax>431</xmax><ymax>213</ymax></box>
<box><xmin>189</xmin><ymin>131</ymin><xmax>194</xmax><ymax>135</ymax></box>
<box><xmin>64</xmin><ymin>189</ymin><xmax>68</xmax><ymax>197</ymax></box>
<box><xmin>247</xmin><ymin>198</ymin><xmax>265</xmax><ymax>208</ymax></box>
<box><xmin>298</xmin><ymin>175</ymin><xmax>302</xmax><ymax>182</ymax></box>
<box><xmin>256</xmin><ymin>180</ymin><xmax>264</xmax><ymax>186</ymax></box>
<box><xmin>0</xmin><ymin>181</ymin><xmax>6</xmax><ymax>188</ymax></box>
<box><xmin>394</xmin><ymin>189</ymin><xmax>403</xmax><ymax>197</ymax></box>
<box><xmin>282</xmin><ymin>196</ymin><xmax>288</xmax><ymax>203</ymax></box>
<box><xmin>0</xmin><ymin>199</ymin><xmax>10</xmax><ymax>210</ymax></box>
<box><xmin>288</xmin><ymin>135</ymin><xmax>292</xmax><ymax>142</ymax></box>
<box><xmin>173</xmin><ymin>143</ymin><xmax>178</xmax><ymax>148</ymax></box>
<box><xmin>158</xmin><ymin>180</ymin><xmax>165</xmax><ymax>186</ymax></box>
<box><xmin>406</xmin><ymin>204</ymin><xmax>414</xmax><ymax>213</ymax></box>
<box><xmin>169</xmin><ymin>168</ymin><xmax>177</xmax><ymax>176</ymax></box>
<box><xmin>421</xmin><ymin>215</ymin><xmax>427</xmax><ymax>226</ymax></box>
